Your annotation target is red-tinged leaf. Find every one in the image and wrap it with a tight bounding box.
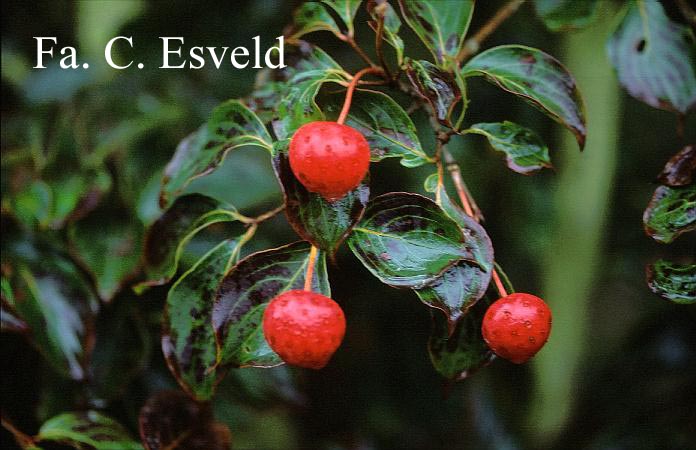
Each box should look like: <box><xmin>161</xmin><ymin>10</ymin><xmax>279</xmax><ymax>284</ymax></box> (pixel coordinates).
<box><xmin>348</xmin><ymin>192</ymin><xmax>476</xmax><ymax>288</ymax></box>
<box><xmin>163</xmin><ymin>239</ymin><xmax>244</xmax><ymax>400</ymax></box>
<box><xmin>657</xmin><ymin>145</ymin><xmax>695</xmax><ymax>187</ymax></box>
<box><xmin>607</xmin><ymin>0</ymin><xmax>696</xmax><ymax>114</ymax></box>
<box><xmin>212</xmin><ymin>242</ymin><xmax>330</xmax><ymax>368</ymax></box>
<box><xmin>646</xmin><ymin>259</ymin><xmax>696</xmax><ymax>305</ymax></box>
<box><xmin>272</xmin><ymin>142</ymin><xmax>369</xmax><ymax>255</ymax></box>
<box><xmin>461</xmin><ymin>45</ymin><xmax>587</xmax><ymax>149</ymax></box>
<box><xmin>136</xmin><ymin>194</ymin><xmax>240</xmax><ymax>292</ymax></box>
<box><xmin>37</xmin><ymin>411</ymin><xmax>142</xmax><ymax>449</ymax></box>
<box><xmin>643</xmin><ymin>184</ymin><xmax>696</xmax><ymax>244</ymax></box>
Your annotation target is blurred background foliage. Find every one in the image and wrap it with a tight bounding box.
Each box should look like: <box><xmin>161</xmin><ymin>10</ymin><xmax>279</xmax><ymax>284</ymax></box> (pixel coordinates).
<box><xmin>2</xmin><ymin>1</ymin><xmax>695</xmax><ymax>449</ymax></box>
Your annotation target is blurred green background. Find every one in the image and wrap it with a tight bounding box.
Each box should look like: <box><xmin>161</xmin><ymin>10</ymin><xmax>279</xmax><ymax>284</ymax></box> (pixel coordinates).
<box><xmin>2</xmin><ymin>1</ymin><xmax>695</xmax><ymax>449</ymax></box>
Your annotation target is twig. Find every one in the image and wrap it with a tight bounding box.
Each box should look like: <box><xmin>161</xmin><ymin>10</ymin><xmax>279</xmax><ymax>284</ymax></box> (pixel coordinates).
<box><xmin>237</xmin><ymin>204</ymin><xmax>285</xmax><ymax>225</ymax></box>
<box><xmin>338</xmin><ymin>34</ymin><xmax>379</xmax><ymax>68</ymax></box>
<box><xmin>304</xmin><ymin>245</ymin><xmax>319</xmax><ymax>291</ymax></box>
<box><xmin>374</xmin><ymin>14</ymin><xmax>392</xmax><ymax>79</ymax></box>
<box><xmin>338</xmin><ymin>67</ymin><xmax>385</xmax><ymax>125</ymax></box>
<box><xmin>456</xmin><ymin>0</ymin><xmax>526</xmax><ymax>64</ymax></box>
<box><xmin>1</xmin><ymin>415</ymin><xmax>35</xmax><ymax>449</ymax></box>
<box><xmin>441</xmin><ymin>147</ymin><xmax>483</xmax><ymax>221</ymax></box>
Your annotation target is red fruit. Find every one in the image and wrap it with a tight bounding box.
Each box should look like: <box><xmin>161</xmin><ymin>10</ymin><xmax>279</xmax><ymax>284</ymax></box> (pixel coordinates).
<box><xmin>289</xmin><ymin>121</ymin><xmax>370</xmax><ymax>201</ymax></box>
<box><xmin>481</xmin><ymin>293</ymin><xmax>552</xmax><ymax>364</ymax></box>
<box><xmin>262</xmin><ymin>289</ymin><xmax>346</xmax><ymax>369</ymax></box>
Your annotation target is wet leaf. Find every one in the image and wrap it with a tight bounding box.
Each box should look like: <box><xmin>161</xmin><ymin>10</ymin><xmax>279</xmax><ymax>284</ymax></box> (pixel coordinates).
<box><xmin>69</xmin><ymin>208</ymin><xmax>143</xmax><ymax>302</ymax></box>
<box><xmin>8</xmin><ymin>245</ymin><xmax>98</xmax><ymax>380</ymax></box>
<box><xmin>212</xmin><ymin>242</ymin><xmax>330</xmax><ymax>368</ymax></box>
<box><xmin>534</xmin><ymin>0</ymin><xmax>599</xmax><ymax>32</ymax></box>
<box><xmin>367</xmin><ymin>0</ymin><xmax>405</xmax><ymax>64</ymax></box>
<box><xmin>321</xmin><ymin>0</ymin><xmax>362</xmax><ymax>36</ymax></box>
<box><xmin>37</xmin><ymin>411</ymin><xmax>142</xmax><ymax>450</ymax></box>
<box><xmin>657</xmin><ymin>145</ymin><xmax>695</xmax><ymax>187</ymax></box>
<box><xmin>272</xmin><ymin>45</ymin><xmax>350</xmax><ymax>140</ymax></box>
<box><xmin>405</xmin><ymin>59</ymin><xmax>462</xmax><ymax>127</ymax></box>
<box><xmin>466</xmin><ymin>121</ymin><xmax>552</xmax><ymax>174</ymax></box>
<box><xmin>163</xmin><ymin>239</ymin><xmax>244</xmax><ymax>401</ymax></box>
<box><xmin>137</xmin><ymin>194</ymin><xmax>240</xmax><ymax>291</ymax></box>
<box><xmin>348</xmin><ymin>192</ymin><xmax>474</xmax><ymax>288</ymax></box>
<box><xmin>272</xmin><ymin>144</ymin><xmax>369</xmax><ymax>254</ymax></box>
<box><xmin>415</xmin><ymin>187</ymin><xmax>494</xmax><ymax>328</ymax></box>
<box><xmin>398</xmin><ymin>0</ymin><xmax>475</xmax><ymax>69</ymax></box>
<box><xmin>428</xmin><ymin>296</ymin><xmax>494</xmax><ymax>381</ymax></box>
<box><xmin>160</xmin><ymin>101</ymin><xmax>272</xmax><ymax>207</ymax></box>
<box><xmin>290</xmin><ymin>1</ymin><xmax>342</xmax><ymax>39</ymax></box>
<box><xmin>607</xmin><ymin>0</ymin><xmax>696</xmax><ymax>114</ymax></box>
<box><xmin>139</xmin><ymin>390</ymin><xmax>231</xmax><ymax>450</ymax></box>
<box><xmin>646</xmin><ymin>259</ymin><xmax>696</xmax><ymax>305</ymax></box>
<box><xmin>325</xmin><ymin>89</ymin><xmax>432</xmax><ymax>167</ymax></box>
<box><xmin>643</xmin><ymin>184</ymin><xmax>696</xmax><ymax>244</ymax></box>
<box><xmin>461</xmin><ymin>45</ymin><xmax>587</xmax><ymax>149</ymax></box>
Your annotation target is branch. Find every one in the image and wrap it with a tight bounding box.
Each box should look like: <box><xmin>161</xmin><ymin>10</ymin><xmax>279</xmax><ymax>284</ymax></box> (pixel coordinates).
<box><xmin>456</xmin><ymin>0</ymin><xmax>526</xmax><ymax>64</ymax></box>
<box><xmin>338</xmin><ymin>34</ymin><xmax>379</xmax><ymax>68</ymax></box>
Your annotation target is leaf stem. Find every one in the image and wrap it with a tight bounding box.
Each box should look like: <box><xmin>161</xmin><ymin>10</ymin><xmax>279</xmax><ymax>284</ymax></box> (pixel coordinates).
<box><xmin>491</xmin><ymin>268</ymin><xmax>509</xmax><ymax>298</ymax></box>
<box><xmin>337</xmin><ymin>67</ymin><xmax>385</xmax><ymax>125</ymax></box>
<box><xmin>304</xmin><ymin>245</ymin><xmax>319</xmax><ymax>291</ymax></box>
<box><xmin>237</xmin><ymin>204</ymin><xmax>285</xmax><ymax>225</ymax></box>
<box><xmin>456</xmin><ymin>0</ymin><xmax>526</xmax><ymax>64</ymax></box>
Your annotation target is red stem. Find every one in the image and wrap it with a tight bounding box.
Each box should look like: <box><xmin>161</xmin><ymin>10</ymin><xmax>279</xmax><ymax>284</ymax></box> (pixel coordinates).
<box><xmin>337</xmin><ymin>67</ymin><xmax>384</xmax><ymax>125</ymax></box>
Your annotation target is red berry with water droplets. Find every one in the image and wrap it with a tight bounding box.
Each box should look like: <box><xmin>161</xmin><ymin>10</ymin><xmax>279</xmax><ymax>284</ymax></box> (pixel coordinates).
<box><xmin>481</xmin><ymin>293</ymin><xmax>552</xmax><ymax>364</ymax></box>
<box><xmin>262</xmin><ymin>289</ymin><xmax>346</xmax><ymax>369</ymax></box>
<box><xmin>289</xmin><ymin>121</ymin><xmax>370</xmax><ymax>201</ymax></box>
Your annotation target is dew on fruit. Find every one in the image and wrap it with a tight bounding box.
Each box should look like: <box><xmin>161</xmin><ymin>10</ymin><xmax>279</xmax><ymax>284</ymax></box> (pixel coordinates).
<box><xmin>528</xmin><ymin>336</ymin><xmax>536</xmax><ymax>343</ymax></box>
<box><xmin>524</xmin><ymin>320</ymin><xmax>532</xmax><ymax>328</ymax></box>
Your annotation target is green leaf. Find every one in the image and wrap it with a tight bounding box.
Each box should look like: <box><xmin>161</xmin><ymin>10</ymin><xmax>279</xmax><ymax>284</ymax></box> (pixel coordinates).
<box><xmin>11</xmin><ymin>251</ymin><xmax>98</xmax><ymax>380</ymax></box>
<box><xmin>657</xmin><ymin>145</ymin><xmax>695</xmax><ymax>187</ymax></box>
<box><xmin>534</xmin><ymin>0</ymin><xmax>599</xmax><ymax>32</ymax></box>
<box><xmin>646</xmin><ymin>259</ymin><xmax>696</xmax><ymax>305</ymax></box>
<box><xmin>273</xmin><ymin>144</ymin><xmax>369</xmax><ymax>254</ymax></box>
<box><xmin>290</xmin><ymin>2</ymin><xmax>342</xmax><ymax>39</ymax></box>
<box><xmin>273</xmin><ymin>44</ymin><xmax>350</xmax><ymax>140</ymax></box>
<box><xmin>37</xmin><ymin>411</ymin><xmax>142</xmax><ymax>450</ymax></box>
<box><xmin>428</xmin><ymin>294</ymin><xmax>494</xmax><ymax>381</ymax></box>
<box><xmin>643</xmin><ymin>184</ymin><xmax>696</xmax><ymax>244</ymax></box>
<box><xmin>461</xmin><ymin>45</ymin><xmax>587</xmax><ymax>149</ymax></box>
<box><xmin>162</xmin><ymin>239</ymin><xmax>243</xmax><ymax>400</ymax></box>
<box><xmin>398</xmin><ymin>0</ymin><xmax>475</xmax><ymax>69</ymax></box>
<box><xmin>160</xmin><ymin>101</ymin><xmax>272</xmax><ymax>207</ymax></box>
<box><xmin>139</xmin><ymin>390</ymin><xmax>231</xmax><ymax>450</ymax></box>
<box><xmin>212</xmin><ymin>241</ymin><xmax>330</xmax><ymax>368</ymax></box>
<box><xmin>137</xmin><ymin>194</ymin><xmax>240</xmax><ymax>291</ymax></box>
<box><xmin>69</xmin><ymin>208</ymin><xmax>143</xmax><ymax>302</ymax></box>
<box><xmin>321</xmin><ymin>0</ymin><xmax>362</xmax><ymax>36</ymax></box>
<box><xmin>405</xmin><ymin>59</ymin><xmax>463</xmax><ymax>128</ymax></box>
<box><xmin>466</xmin><ymin>121</ymin><xmax>552</xmax><ymax>174</ymax></box>
<box><xmin>415</xmin><ymin>187</ymin><xmax>494</xmax><ymax>328</ymax></box>
<box><xmin>325</xmin><ymin>89</ymin><xmax>432</xmax><ymax>167</ymax></box>
<box><xmin>367</xmin><ymin>0</ymin><xmax>405</xmax><ymax>64</ymax></box>
<box><xmin>348</xmin><ymin>192</ymin><xmax>474</xmax><ymax>288</ymax></box>
<box><xmin>606</xmin><ymin>0</ymin><xmax>696</xmax><ymax>114</ymax></box>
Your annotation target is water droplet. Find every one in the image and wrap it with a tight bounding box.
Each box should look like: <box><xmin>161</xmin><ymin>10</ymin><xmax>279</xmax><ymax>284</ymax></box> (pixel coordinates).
<box><xmin>528</xmin><ymin>336</ymin><xmax>536</xmax><ymax>343</ymax></box>
<box><xmin>524</xmin><ymin>320</ymin><xmax>532</xmax><ymax>328</ymax></box>
<box><xmin>511</xmin><ymin>330</ymin><xmax>518</xmax><ymax>336</ymax></box>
